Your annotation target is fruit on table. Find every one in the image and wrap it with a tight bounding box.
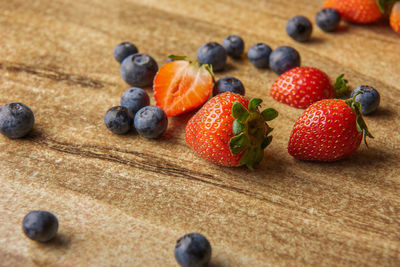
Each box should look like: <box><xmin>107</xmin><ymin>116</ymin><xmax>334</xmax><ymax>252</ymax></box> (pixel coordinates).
<box><xmin>288</xmin><ymin>95</ymin><xmax>373</xmax><ymax>162</ymax></box>
<box><xmin>185</xmin><ymin>92</ymin><xmax>278</xmax><ymax>169</ymax></box>
<box><xmin>270</xmin><ymin>67</ymin><xmax>347</xmax><ymax>109</ymax></box>
<box><xmin>222</xmin><ymin>35</ymin><xmax>245</xmax><ymax>58</ymax></box>
<box><xmin>323</xmin><ymin>0</ymin><xmax>382</xmax><ymax>24</ymax></box>
<box><xmin>134</xmin><ymin>106</ymin><xmax>168</xmax><ymax>139</ymax></box>
<box><xmin>197</xmin><ymin>42</ymin><xmax>227</xmax><ymax>72</ymax></box>
<box><xmin>22</xmin><ymin>211</ymin><xmax>59</xmax><ymax>242</ymax></box>
<box><xmin>269</xmin><ymin>46</ymin><xmax>301</xmax><ymax>75</ymax></box>
<box><xmin>286</xmin><ymin>15</ymin><xmax>313</xmax><ymax>42</ymax></box>
<box><xmin>153</xmin><ymin>58</ymin><xmax>214</xmax><ymax>117</ymax></box>
<box><xmin>247</xmin><ymin>43</ymin><xmax>273</xmax><ymax>69</ymax></box>
<box><xmin>0</xmin><ymin>103</ymin><xmax>35</xmax><ymax>139</ymax></box>
<box><xmin>120</xmin><ymin>53</ymin><xmax>158</xmax><ymax>87</ymax></box>
<box><xmin>213</xmin><ymin>76</ymin><xmax>245</xmax><ymax>96</ymax></box>
<box><xmin>113</xmin><ymin>42</ymin><xmax>138</xmax><ymax>63</ymax></box>
<box><xmin>104</xmin><ymin>106</ymin><xmax>132</xmax><ymax>134</ymax></box>
<box><xmin>351</xmin><ymin>85</ymin><xmax>380</xmax><ymax>115</ymax></box>
<box><xmin>316</xmin><ymin>8</ymin><xmax>342</xmax><ymax>32</ymax></box>
<box><xmin>390</xmin><ymin>2</ymin><xmax>400</xmax><ymax>34</ymax></box>
<box><xmin>120</xmin><ymin>87</ymin><xmax>150</xmax><ymax>118</ymax></box>
<box><xmin>174</xmin><ymin>233</ymin><xmax>212</xmax><ymax>267</ymax></box>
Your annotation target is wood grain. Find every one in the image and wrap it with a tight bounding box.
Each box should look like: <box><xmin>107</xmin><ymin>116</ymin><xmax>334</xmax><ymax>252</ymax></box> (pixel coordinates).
<box><xmin>1</xmin><ymin>0</ymin><xmax>400</xmax><ymax>266</ymax></box>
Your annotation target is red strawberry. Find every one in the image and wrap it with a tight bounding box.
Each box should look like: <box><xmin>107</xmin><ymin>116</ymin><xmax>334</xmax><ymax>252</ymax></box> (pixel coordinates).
<box><xmin>288</xmin><ymin>95</ymin><xmax>373</xmax><ymax>162</ymax></box>
<box><xmin>323</xmin><ymin>0</ymin><xmax>382</xmax><ymax>24</ymax></box>
<box><xmin>185</xmin><ymin>92</ymin><xmax>278</xmax><ymax>168</ymax></box>
<box><xmin>390</xmin><ymin>2</ymin><xmax>400</xmax><ymax>34</ymax></box>
<box><xmin>270</xmin><ymin>67</ymin><xmax>348</xmax><ymax>109</ymax></box>
<box><xmin>153</xmin><ymin>57</ymin><xmax>214</xmax><ymax>117</ymax></box>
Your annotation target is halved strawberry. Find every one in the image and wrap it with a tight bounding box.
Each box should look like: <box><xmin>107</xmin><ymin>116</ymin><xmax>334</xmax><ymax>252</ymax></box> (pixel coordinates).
<box><xmin>153</xmin><ymin>57</ymin><xmax>214</xmax><ymax>117</ymax></box>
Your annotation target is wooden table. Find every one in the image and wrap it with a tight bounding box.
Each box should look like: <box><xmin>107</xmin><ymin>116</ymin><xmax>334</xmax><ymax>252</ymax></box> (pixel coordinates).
<box><xmin>1</xmin><ymin>0</ymin><xmax>399</xmax><ymax>266</ymax></box>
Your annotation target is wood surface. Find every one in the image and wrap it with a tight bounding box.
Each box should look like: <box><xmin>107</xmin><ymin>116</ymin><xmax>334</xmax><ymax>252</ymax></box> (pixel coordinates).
<box><xmin>1</xmin><ymin>0</ymin><xmax>400</xmax><ymax>266</ymax></box>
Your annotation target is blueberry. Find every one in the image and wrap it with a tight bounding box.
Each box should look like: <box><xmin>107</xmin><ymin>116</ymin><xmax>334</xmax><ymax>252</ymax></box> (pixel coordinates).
<box><xmin>286</xmin><ymin>16</ymin><xmax>313</xmax><ymax>42</ymax></box>
<box><xmin>247</xmin><ymin>43</ymin><xmax>272</xmax><ymax>69</ymax></box>
<box><xmin>104</xmin><ymin>106</ymin><xmax>132</xmax><ymax>134</ymax></box>
<box><xmin>120</xmin><ymin>54</ymin><xmax>158</xmax><ymax>87</ymax></box>
<box><xmin>22</xmin><ymin>211</ymin><xmax>58</xmax><ymax>242</ymax></box>
<box><xmin>134</xmin><ymin>106</ymin><xmax>168</xmax><ymax>139</ymax></box>
<box><xmin>316</xmin><ymin>9</ymin><xmax>341</xmax><ymax>32</ymax></box>
<box><xmin>197</xmin><ymin>42</ymin><xmax>227</xmax><ymax>72</ymax></box>
<box><xmin>269</xmin><ymin>46</ymin><xmax>301</xmax><ymax>75</ymax></box>
<box><xmin>0</xmin><ymin>103</ymin><xmax>34</xmax><ymax>139</ymax></box>
<box><xmin>120</xmin><ymin>87</ymin><xmax>150</xmax><ymax>118</ymax></box>
<box><xmin>113</xmin><ymin>42</ymin><xmax>138</xmax><ymax>63</ymax></box>
<box><xmin>213</xmin><ymin>76</ymin><xmax>245</xmax><ymax>96</ymax></box>
<box><xmin>222</xmin><ymin>35</ymin><xmax>245</xmax><ymax>58</ymax></box>
<box><xmin>174</xmin><ymin>233</ymin><xmax>212</xmax><ymax>267</ymax></box>
<box><xmin>351</xmin><ymin>86</ymin><xmax>380</xmax><ymax>115</ymax></box>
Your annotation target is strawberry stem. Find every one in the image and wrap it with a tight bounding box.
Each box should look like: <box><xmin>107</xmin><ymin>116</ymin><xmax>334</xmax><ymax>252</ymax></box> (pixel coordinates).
<box><xmin>229</xmin><ymin>99</ymin><xmax>278</xmax><ymax>169</ymax></box>
<box><xmin>334</xmin><ymin>74</ymin><xmax>350</xmax><ymax>98</ymax></box>
<box><xmin>377</xmin><ymin>0</ymin><xmax>399</xmax><ymax>14</ymax></box>
<box><xmin>345</xmin><ymin>92</ymin><xmax>374</xmax><ymax>147</ymax></box>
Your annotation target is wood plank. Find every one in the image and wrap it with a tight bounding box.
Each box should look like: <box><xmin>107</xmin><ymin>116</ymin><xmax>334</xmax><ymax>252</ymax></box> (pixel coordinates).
<box><xmin>1</xmin><ymin>0</ymin><xmax>399</xmax><ymax>266</ymax></box>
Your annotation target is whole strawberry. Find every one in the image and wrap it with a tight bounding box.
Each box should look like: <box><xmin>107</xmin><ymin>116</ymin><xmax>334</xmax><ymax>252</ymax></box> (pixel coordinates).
<box><xmin>185</xmin><ymin>92</ymin><xmax>278</xmax><ymax>169</ymax></box>
<box><xmin>270</xmin><ymin>67</ymin><xmax>348</xmax><ymax>109</ymax></box>
<box><xmin>390</xmin><ymin>2</ymin><xmax>400</xmax><ymax>34</ymax></box>
<box><xmin>323</xmin><ymin>0</ymin><xmax>382</xmax><ymax>24</ymax></box>
<box><xmin>288</xmin><ymin>94</ymin><xmax>373</xmax><ymax>162</ymax></box>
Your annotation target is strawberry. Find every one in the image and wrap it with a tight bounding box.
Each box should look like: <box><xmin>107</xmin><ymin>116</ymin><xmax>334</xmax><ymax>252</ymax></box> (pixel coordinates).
<box><xmin>270</xmin><ymin>67</ymin><xmax>348</xmax><ymax>109</ymax></box>
<box><xmin>390</xmin><ymin>2</ymin><xmax>400</xmax><ymax>34</ymax></box>
<box><xmin>377</xmin><ymin>0</ymin><xmax>400</xmax><ymax>34</ymax></box>
<box><xmin>323</xmin><ymin>0</ymin><xmax>382</xmax><ymax>24</ymax></box>
<box><xmin>153</xmin><ymin>56</ymin><xmax>214</xmax><ymax>117</ymax></box>
<box><xmin>288</xmin><ymin>94</ymin><xmax>373</xmax><ymax>162</ymax></box>
<box><xmin>185</xmin><ymin>92</ymin><xmax>278</xmax><ymax>169</ymax></box>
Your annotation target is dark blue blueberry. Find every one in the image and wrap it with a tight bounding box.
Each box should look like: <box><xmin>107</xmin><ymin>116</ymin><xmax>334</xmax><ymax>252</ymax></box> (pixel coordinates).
<box><xmin>120</xmin><ymin>54</ymin><xmax>158</xmax><ymax>87</ymax></box>
<box><xmin>213</xmin><ymin>76</ymin><xmax>245</xmax><ymax>96</ymax></box>
<box><xmin>120</xmin><ymin>87</ymin><xmax>150</xmax><ymax>118</ymax></box>
<box><xmin>269</xmin><ymin>46</ymin><xmax>301</xmax><ymax>75</ymax></box>
<box><xmin>174</xmin><ymin>233</ymin><xmax>212</xmax><ymax>267</ymax></box>
<box><xmin>222</xmin><ymin>35</ymin><xmax>245</xmax><ymax>59</ymax></box>
<box><xmin>113</xmin><ymin>42</ymin><xmax>138</xmax><ymax>63</ymax></box>
<box><xmin>351</xmin><ymin>86</ymin><xmax>380</xmax><ymax>115</ymax></box>
<box><xmin>134</xmin><ymin>106</ymin><xmax>168</xmax><ymax>139</ymax></box>
<box><xmin>316</xmin><ymin>9</ymin><xmax>341</xmax><ymax>32</ymax></box>
<box><xmin>247</xmin><ymin>43</ymin><xmax>272</xmax><ymax>69</ymax></box>
<box><xmin>0</xmin><ymin>103</ymin><xmax>34</xmax><ymax>139</ymax></box>
<box><xmin>104</xmin><ymin>106</ymin><xmax>132</xmax><ymax>134</ymax></box>
<box><xmin>22</xmin><ymin>211</ymin><xmax>58</xmax><ymax>242</ymax></box>
<box><xmin>197</xmin><ymin>42</ymin><xmax>227</xmax><ymax>72</ymax></box>
<box><xmin>286</xmin><ymin>16</ymin><xmax>313</xmax><ymax>42</ymax></box>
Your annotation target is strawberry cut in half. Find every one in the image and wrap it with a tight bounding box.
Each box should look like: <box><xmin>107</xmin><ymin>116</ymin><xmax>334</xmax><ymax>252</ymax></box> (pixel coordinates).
<box><xmin>153</xmin><ymin>56</ymin><xmax>214</xmax><ymax>117</ymax></box>
<box><xmin>186</xmin><ymin>92</ymin><xmax>278</xmax><ymax>169</ymax></box>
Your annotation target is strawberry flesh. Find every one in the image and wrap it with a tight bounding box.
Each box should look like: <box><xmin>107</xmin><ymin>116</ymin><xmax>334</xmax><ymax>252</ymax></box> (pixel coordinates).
<box><xmin>153</xmin><ymin>60</ymin><xmax>213</xmax><ymax>117</ymax></box>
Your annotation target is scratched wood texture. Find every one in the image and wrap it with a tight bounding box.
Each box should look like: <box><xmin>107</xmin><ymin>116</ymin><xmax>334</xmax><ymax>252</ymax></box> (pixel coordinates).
<box><xmin>1</xmin><ymin>0</ymin><xmax>400</xmax><ymax>266</ymax></box>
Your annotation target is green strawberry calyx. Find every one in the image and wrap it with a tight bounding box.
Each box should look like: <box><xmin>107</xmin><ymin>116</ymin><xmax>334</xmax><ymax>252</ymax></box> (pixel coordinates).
<box><xmin>168</xmin><ymin>55</ymin><xmax>215</xmax><ymax>78</ymax></box>
<box><xmin>229</xmin><ymin>98</ymin><xmax>278</xmax><ymax>169</ymax></box>
<box><xmin>334</xmin><ymin>74</ymin><xmax>350</xmax><ymax>98</ymax></box>
<box><xmin>345</xmin><ymin>92</ymin><xmax>374</xmax><ymax>146</ymax></box>
<box><xmin>377</xmin><ymin>0</ymin><xmax>399</xmax><ymax>14</ymax></box>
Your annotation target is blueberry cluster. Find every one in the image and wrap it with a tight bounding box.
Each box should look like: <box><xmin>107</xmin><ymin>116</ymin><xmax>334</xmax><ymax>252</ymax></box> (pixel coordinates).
<box><xmin>104</xmin><ymin>86</ymin><xmax>168</xmax><ymax>139</ymax></box>
<box><xmin>106</xmin><ymin>42</ymin><xmax>168</xmax><ymax>139</ymax></box>
<box><xmin>198</xmin><ymin>35</ymin><xmax>301</xmax><ymax>77</ymax></box>
<box><xmin>286</xmin><ymin>9</ymin><xmax>342</xmax><ymax>42</ymax></box>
